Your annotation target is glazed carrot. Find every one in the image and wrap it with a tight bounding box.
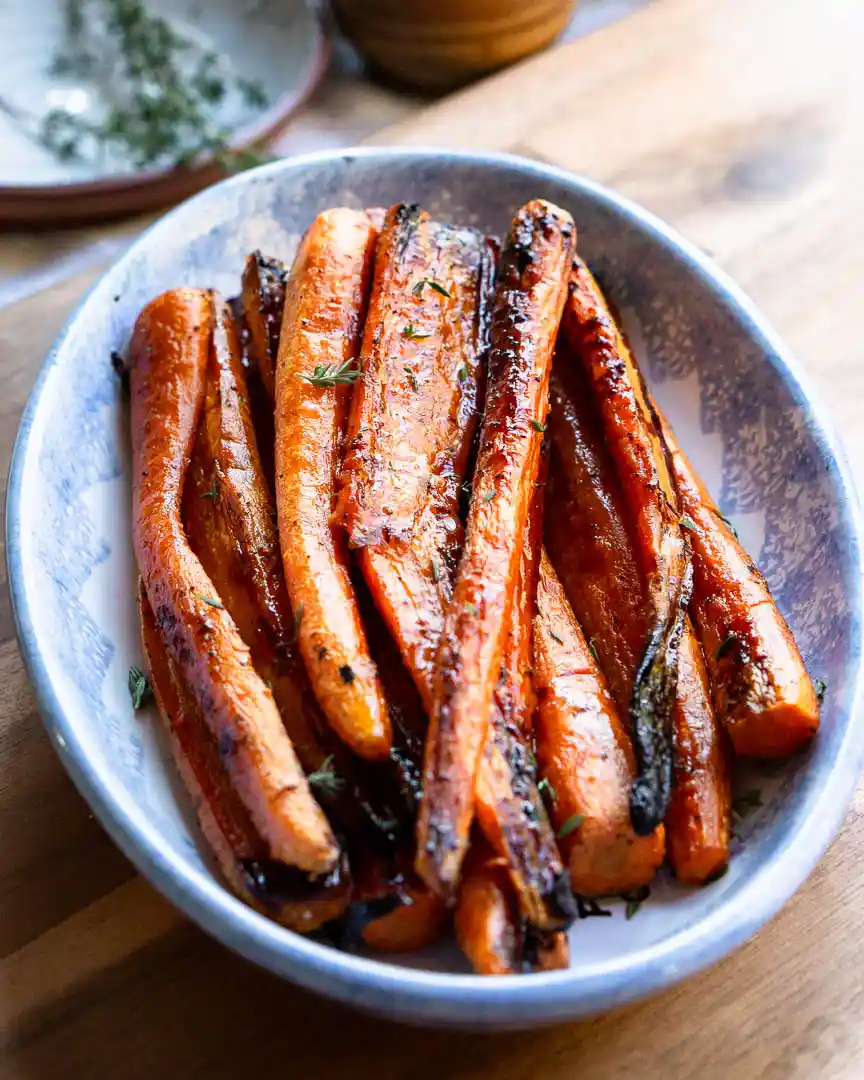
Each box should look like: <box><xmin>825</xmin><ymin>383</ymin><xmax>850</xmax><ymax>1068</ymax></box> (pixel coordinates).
<box><xmin>474</xmin><ymin>470</ymin><xmax>575</xmax><ymax>932</ymax></box>
<box><xmin>181</xmin><ymin>304</ymin><xmax>401</xmax><ymax>847</ymax></box>
<box><xmin>545</xmin><ymin>364</ymin><xmax>646</xmax><ymax>715</ymax></box>
<box><xmin>359</xmin><ymin>872</ymin><xmax>447</xmax><ymax>952</ymax></box>
<box><xmin>139</xmin><ymin>584</ymin><xmax>350</xmax><ymax>931</ymax></box>
<box><xmin>658</xmin><ymin>411</ymin><xmax>820</xmax><ymax>757</ymax></box>
<box><xmin>275</xmin><ymin>208</ymin><xmax>392</xmax><ymax>762</ymax></box>
<box><xmin>534</xmin><ymin>551</ymin><xmax>665</xmax><ymax>896</ymax></box>
<box><xmin>561</xmin><ymin>256</ymin><xmax>691</xmax><ymax>834</ymax></box>
<box><xmin>241</xmin><ymin>251</ymin><xmax>286</xmax><ymax>407</ymax></box>
<box><xmin>454</xmin><ymin>844</ymin><xmax>522</xmax><ymax>975</ymax></box>
<box><xmin>665</xmin><ymin>618</ymin><xmax>732</xmax><ymax>883</ymax></box>
<box><xmin>337</xmin><ymin>203</ymin><xmax>495</xmax><ymax>710</ymax></box>
<box><xmin>417</xmin><ymin>199</ymin><xmax>576</xmax><ymax>900</ymax></box>
<box><xmin>546</xmin><ymin>358</ymin><xmax>730</xmax><ymax>884</ymax></box>
<box><xmin>131</xmin><ymin>287</ymin><xmax>337</xmax><ymax>874</ymax></box>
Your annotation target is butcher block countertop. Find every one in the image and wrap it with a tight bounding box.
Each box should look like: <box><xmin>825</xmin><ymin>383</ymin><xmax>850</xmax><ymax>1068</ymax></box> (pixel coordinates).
<box><xmin>2</xmin><ymin>0</ymin><xmax>863</xmax><ymax>1075</ymax></box>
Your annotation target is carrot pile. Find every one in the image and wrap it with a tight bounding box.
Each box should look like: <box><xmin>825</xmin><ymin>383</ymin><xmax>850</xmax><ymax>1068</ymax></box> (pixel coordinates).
<box><xmin>128</xmin><ymin>198</ymin><xmax>820</xmax><ymax>975</ymax></box>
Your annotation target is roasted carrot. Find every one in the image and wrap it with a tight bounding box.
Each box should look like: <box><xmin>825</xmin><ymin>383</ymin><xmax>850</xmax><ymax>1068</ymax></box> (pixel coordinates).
<box><xmin>546</xmin><ymin>358</ymin><xmax>730</xmax><ymax>884</ymax></box>
<box><xmin>658</xmin><ymin>411</ymin><xmax>820</xmax><ymax>757</ymax></box>
<box><xmin>275</xmin><ymin>208</ymin><xmax>392</xmax><ymax>762</ymax></box>
<box><xmin>455</xmin><ymin>844</ymin><xmax>522</xmax><ymax>975</ymax></box>
<box><xmin>474</xmin><ymin>465</ymin><xmax>575</xmax><ymax>931</ymax></box>
<box><xmin>181</xmin><ymin>300</ymin><xmax>401</xmax><ymax>848</ymax></box>
<box><xmin>561</xmin><ymin>256</ymin><xmax>691</xmax><ymax>834</ymax></box>
<box><xmin>337</xmin><ymin>203</ymin><xmax>495</xmax><ymax>709</ymax></box>
<box><xmin>241</xmin><ymin>251</ymin><xmax>286</xmax><ymax>408</ymax></box>
<box><xmin>359</xmin><ymin>870</ymin><xmax>447</xmax><ymax>952</ymax></box>
<box><xmin>131</xmin><ymin>287</ymin><xmax>338</xmax><ymax>874</ymax></box>
<box><xmin>139</xmin><ymin>583</ymin><xmax>350</xmax><ymax>931</ymax></box>
<box><xmin>665</xmin><ymin>618</ymin><xmax>732</xmax><ymax>883</ymax></box>
<box><xmin>534</xmin><ymin>551</ymin><xmax>665</xmax><ymax>896</ymax></box>
<box><xmin>417</xmin><ymin>199</ymin><xmax>576</xmax><ymax>899</ymax></box>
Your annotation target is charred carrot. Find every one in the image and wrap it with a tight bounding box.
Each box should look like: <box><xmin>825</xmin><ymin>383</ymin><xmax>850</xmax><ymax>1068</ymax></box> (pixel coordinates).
<box><xmin>658</xmin><ymin>411</ymin><xmax>820</xmax><ymax>757</ymax></box>
<box><xmin>665</xmin><ymin>618</ymin><xmax>732</xmax><ymax>883</ymax></box>
<box><xmin>561</xmin><ymin>256</ymin><xmax>691</xmax><ymax>834</ymax></box>
<box><xmin>534</xmin><ymin>551</ymin><xmax>665</xmax><ymax>896</ymax></box>
<box><xmin>454</xmin><ymin>844</ymin><xmax>522</xmax><ymax>975</ymax></box>
<box><xmin>139</xmin><ymin>583</ymin><xmax>350</xmax><ymax>931</ymax></box>
<box><xmin>546</xmin><ymin>357</ymin><xmax>730</xmax><ymax>884</ymax></box>
<box><xmin>416</xmin><ymin>200</ymin><xmax>575</xmax><ymax>900</ymax></box>
<box><xmin>475</xmin><ymin>467</ymin><xmax>575</xmax><ymax>931</ymax></box>
<box><xmin>275</xmin><ymin>208</ymin><xmax>392</xmax><ymax>762</ymax></box>
<box><xmin>241</xmin><ymin>251</ymin><xmax>287</xmax><ymax>408</ymax></box>
<box><xmin>358</xmin><ymin>868</ymin><xmax>447</xmax><ymax>952</ymax></box>
<box><xmin>181</xmin><ymin>300</ymin><xmax>400</xmax><ymax>847</ymax></box>
<box><xmin>131</xmin><ymin>287</ymin><xmax>338</xmax><ymax>874</ymax></box>
<box><xmin>337</xmin><ymin>203</ymin><xmax>495</xmax><ymax>710</ymax></box>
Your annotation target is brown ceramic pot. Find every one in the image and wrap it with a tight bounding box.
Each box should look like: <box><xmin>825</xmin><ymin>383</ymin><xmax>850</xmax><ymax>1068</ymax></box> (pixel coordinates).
<box><xmin>332</xmin><ymin>0</ymin><xmax>576</xmax><ymax>93</ymax></box>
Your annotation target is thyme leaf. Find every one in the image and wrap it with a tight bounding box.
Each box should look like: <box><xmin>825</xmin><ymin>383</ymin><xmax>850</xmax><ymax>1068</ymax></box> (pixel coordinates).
<box><xmin>537</xmin><ymin>776</ymin><xmax>557</xmax><ymax>805</ymax></box>
<box><xmin>195</xmin><ymin>593</ymin><xmax>224</xmax><ymax>610</ymax></box>
<box><xmin>715</xmin><ymin>633</ymin><xmax>738</xmax><ymax>661</ymax></box>
<box><xmin>557</xmin><ymin>812</ymin><xmax>584</xmax><ymax>839</ymax></box>
<box><xmin>404</xmin><ymin>367</ymin><xmax>419</xmax><ymax>391</ymax></box>
<box><xmin>679</xmin><ymin>513</ymin><xmax>698</xmax><ymax>532</ymax></box>
<box><xmin>401</xmin><ymin>323</ymin><xmax>430</xmax><ymax>339</ymax></box>
<box><xmin>412</xmin><ymin>278</ymin><xmax>451</xmax><ymax>299</ymax></box>
<box><xmin>531</xmin><ymin>419</ymin><xmax>546</xmax><ymax>433</ymax></box>
<box><xmin>307</xmin><ymin>755</ymin><xmax>345</xmax><ymax>799</ymax></box>
<box><xmin>128</xmin><ymin>665</ymin><xmax>152</xmax><ymax>710</ymax></box>
<box><xmin>298</xmin><ymin>360</ymin><xmax>363</xmax><ymax>388</ymax></box>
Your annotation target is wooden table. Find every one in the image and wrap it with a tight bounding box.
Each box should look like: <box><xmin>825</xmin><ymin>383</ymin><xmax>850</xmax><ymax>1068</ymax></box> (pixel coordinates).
<box><xmin>2</xmin><ymin>0</ymin><xmax>863</xmax><ymax>1075</ymax></box>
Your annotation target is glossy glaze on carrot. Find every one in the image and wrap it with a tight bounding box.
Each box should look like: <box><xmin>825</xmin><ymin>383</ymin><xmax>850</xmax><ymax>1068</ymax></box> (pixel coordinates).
<box><xmin>139</xmin><ymin>584</ymin><xmax>350</xmax><ymax>931</ymax></box>
<box><xmin>475</xmin><ymin>469</ymin><xmax>575</xmax><ymax>932</ymax></box>
<box><xmin>181</xmin><ymin>305</ymin><xmax>401</xmax><ymax>849</ymax></box>
<box><xmin>241</xmin><ymin>251</ymin><xmax>287</xmax><ymax>407</ymax></box>
<box><xmin>416</xmin><ymin>199</ymin><xmax>575</xmax><ymax>901</ymax></box>
<box><xmin>658</xmin><ymin>411</ymin><xmax>820</xmax><ymax>757</ymax></box>
<box><xmin>454</xmin><ymin>844</ymin><xmax>522</xmax><ymax>975</ymax></box>
<box><xmin>337</xmin><ymin>204</ymin><xmax>495</xmax><ymax>705</ymax></box>
<box><xmin>130</xmin><ymin>287</ymin><xmax>338</xmax><ymax>875</ymax></box>
<box><xmin>275</xmin><ymin>208</ymin><xmax>392</xmax><ymax>762</ymax></box>
<box><xmin>534</xmin><ymin>551</ymin><xmax>665</xmax><ymax>896</ymax></box>
<box><xmin>561</xmin><ymin>256</ymin><xmax>691</xmax><ymax>834</ymax></box>
<box><xmin>665</xmin><ymin>618</ymin><xmax>732</xmax><ymax>883</ymax></box>
<box><xmin>547</xmin><ymin>358</ymin><xmax>730</xmax><ymax>883</ymax></box>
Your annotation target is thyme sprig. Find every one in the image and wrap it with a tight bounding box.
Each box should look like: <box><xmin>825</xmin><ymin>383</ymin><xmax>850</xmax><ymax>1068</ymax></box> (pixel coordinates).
<box><xmin>298</xmin><ymin>360</ymin><xmax>364</xmax><ymax>388</ymax></box>
<box><xmin>18</xmin><ymin>0</ymin><xmax>270</xmax><ymax>172</ymax></box>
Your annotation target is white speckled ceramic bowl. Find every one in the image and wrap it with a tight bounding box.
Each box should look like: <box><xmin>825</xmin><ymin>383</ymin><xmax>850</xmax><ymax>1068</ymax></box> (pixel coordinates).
<box><xmin>7</xmin><ymin>149</ymin><xmax>864</xmax><ymax>1029</ymax></box>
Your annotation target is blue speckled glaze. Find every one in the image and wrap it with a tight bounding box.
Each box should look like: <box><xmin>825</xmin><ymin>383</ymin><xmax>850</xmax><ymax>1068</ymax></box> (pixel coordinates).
<box><xmin>7</xmin><ymin>149</ymin><xmax>864</xmax><ymax>1029</ymax></box>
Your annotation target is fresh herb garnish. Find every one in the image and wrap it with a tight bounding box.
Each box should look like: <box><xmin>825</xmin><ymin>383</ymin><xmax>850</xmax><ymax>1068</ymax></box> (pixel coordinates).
<box><xmin>531</xmin><ymin>419</ymin><xmax>546</xmax><ymax>433</ymax></box>
<box><xmin>195</xmin><ymin>593</ymin><xmax>224</xmax><ymax>610</ymax></box>
<box><xmin>201</xmin><ymin>477</ymin><xmax>219</xmax><ymax>499</ymax></box>
<box><xmin>128</xmin><ymin>665</ymin><xmax>152</xmax><ymax>710</ymax></box>
<box><xmin>293</xmin><ymin>601</ymin><xmax>304</xmax><ymax>642</ymax></box>
<box><xmin>718</xmin><ymin>511</ymin><xmax>739</xmax><ymax>539</ymax></box>
<box><xmin>466</xmin><ymin>603</ymin><xmax>478</xmax><ymax>617</ymax></box>
<box><xmin>431</xmin><ymin>557</ymin><xmax>441</xmax><ymax>584</ymax></box>
<box><xmin>715</xmin><ymin>633</ymin><xmax>737</xmax><ymax>661</ymax></box>
<box><xmin>537</xmin><ymin>777</ymin><xmax>557</xmax><ymax>805</ymax></box>
<box><xmin>622</xmin><ymin>884</ymin><xmax>650</xmax><ymax>920</ymax></box>
<box><xmin>814</xmin><ymin>677</ymin><xmax>827</xmax><ymax>704</ymax></box>
<box><xmin>550</xmin><ymin>630</ymin><xmax>564</xmax><ymax>645</ymax></box>
<box><xmin>404</xmin><ymin>367</ymin><xmax>419</xmax><ymax>391</ymax></box>
<box><xmin>588</xmin><ymin>638</ymin><xmax>601</xmax><ymax>665</ymax></box>
<box><xmin>401</xmin><ymin>323</ymin><xmax>430</xmax><ymax>339</ymax></box>
<box><xmin>457</xmin><ymin>363</ymin><xmax>469</xmax><ymax>381</ymax></box>
<box><xmin>298</xmin><ymin>360</ymin><xmax>363</xmax><ymax>388</ymax></box>
<box><xmin>412</xmin><ymin>278</ymin><xmax>451</xmax><ymax>299</ymax></box>
<box><xmin>557</xmin><ymin>813</ymin><xmax>584</xmax><ymax>839</ymax></box>
<box><xmin>679</xmin><ymin>513</ymin><xmax>698</xmax><ymax>532</ymax></box>
<box><xmin>482</xmin><ymin>490</ymin><xmax>496</xmax><ymax>504</ymax></box>
<box><xmin>307</xmin><ymin>755</ymin><xmax>345</xmax><ymax>798</ymax></box>
<box><xmin>16</xmin><ymin>0</ymin><xmax>270</xmax><ymax>173</ymax></box>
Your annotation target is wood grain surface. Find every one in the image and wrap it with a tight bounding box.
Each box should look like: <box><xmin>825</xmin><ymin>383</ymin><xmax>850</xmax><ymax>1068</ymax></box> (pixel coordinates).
<box><xmin>2</xmin><ymin>0</ymin><xmax>863</xmax><ymax>1075</ymax></box>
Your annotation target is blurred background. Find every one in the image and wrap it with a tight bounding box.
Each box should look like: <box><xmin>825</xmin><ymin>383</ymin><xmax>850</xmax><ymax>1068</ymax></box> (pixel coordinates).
<box><xmin>0</xmin><ymin>0</ymin><xmax>646</xmax><ymax>308</ymax></box>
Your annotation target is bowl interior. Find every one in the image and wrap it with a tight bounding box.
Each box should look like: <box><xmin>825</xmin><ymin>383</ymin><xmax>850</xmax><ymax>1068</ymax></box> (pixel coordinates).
<box><xmin>8</xmin><ymin>150</ymin><xmax>862</xmax><ymax>1024</ymax></box>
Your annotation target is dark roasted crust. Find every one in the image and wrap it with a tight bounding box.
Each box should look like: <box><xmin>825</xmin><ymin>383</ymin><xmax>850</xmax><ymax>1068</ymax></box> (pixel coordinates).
<box><xmin>560</xmin><ymin>256</ymin><xmax>691</xmax><ymax>834</ymax></box>
<box><xmin>416</xmin><ymin>199</ymin><xmax>576</xmax><ymax>899</ymax></box>
<box><xmin>241</xmin><ymin>252</ymin><xmax>287</xmax><ymax>407</ymax></box>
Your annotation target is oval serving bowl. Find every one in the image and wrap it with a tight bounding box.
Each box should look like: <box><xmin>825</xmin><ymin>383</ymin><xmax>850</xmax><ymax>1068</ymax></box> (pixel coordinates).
<box><xmin>7</xmin><ymin>149</ymin><xmax>864</xmax><ymax>1030</ymax></box>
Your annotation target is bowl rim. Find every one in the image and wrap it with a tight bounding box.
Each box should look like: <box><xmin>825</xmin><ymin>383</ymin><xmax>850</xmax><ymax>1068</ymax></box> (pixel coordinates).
<box><xmin>7</xmin><ymin>146</ymin><xmax>864</xmax><ymax>1025</ymax></box>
